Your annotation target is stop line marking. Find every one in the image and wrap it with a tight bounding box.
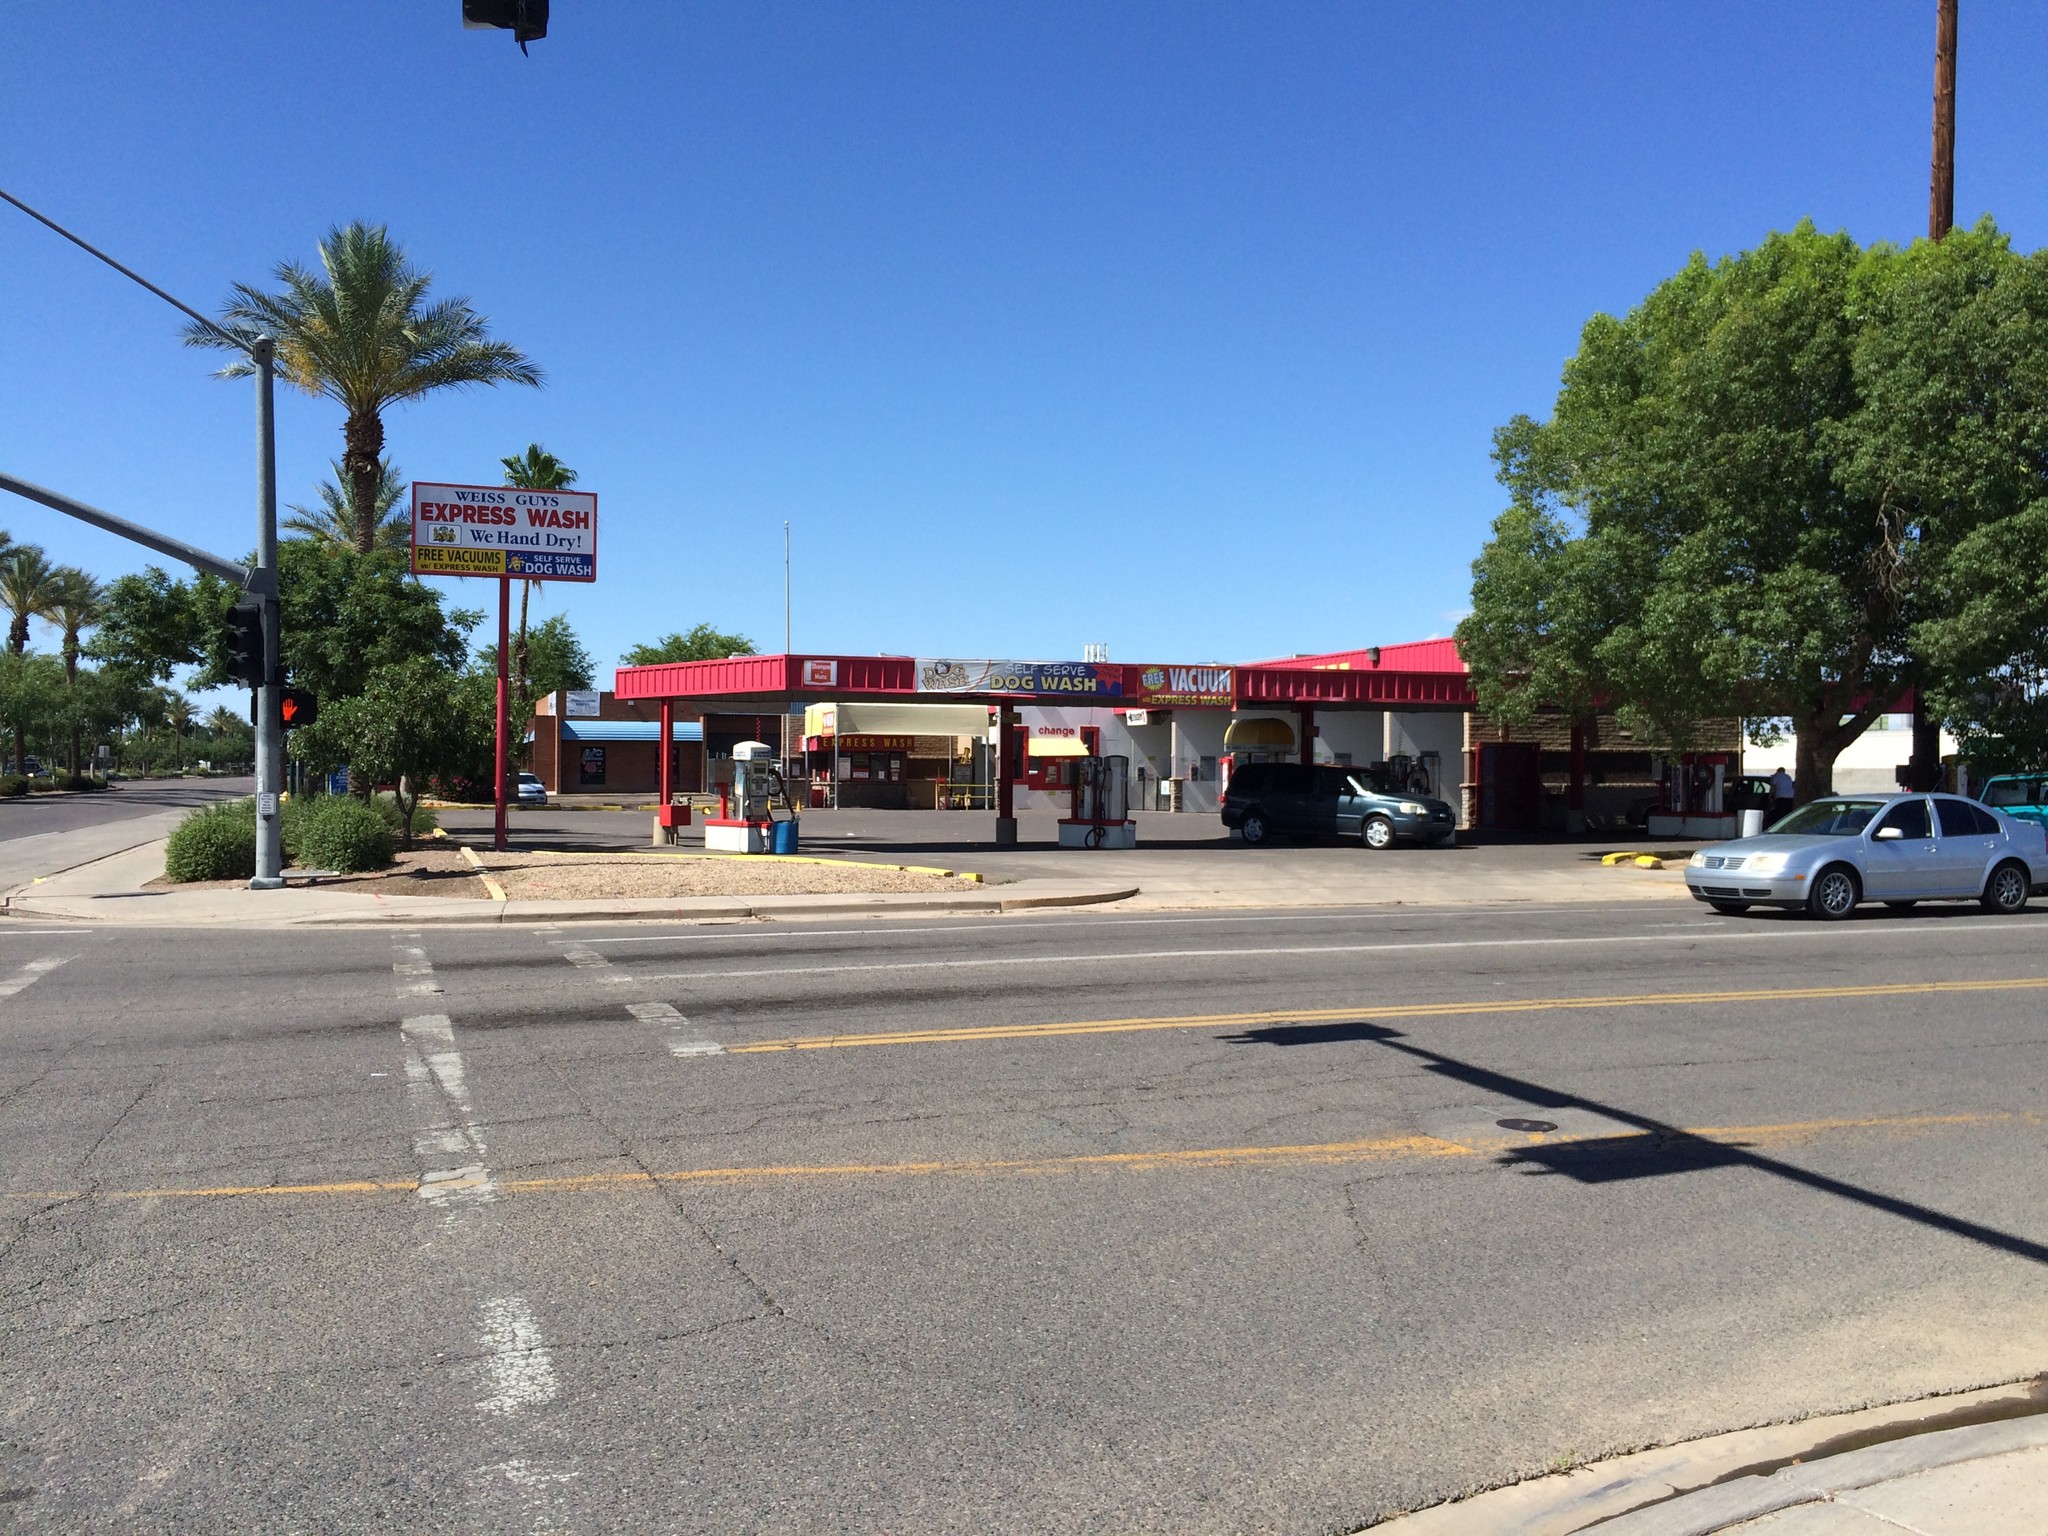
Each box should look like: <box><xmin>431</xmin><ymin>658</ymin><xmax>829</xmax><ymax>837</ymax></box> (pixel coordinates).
<box><xmin>0</xmin><ymin>954</ymin><xmax>70</xmax><ymax>997</ymax></box>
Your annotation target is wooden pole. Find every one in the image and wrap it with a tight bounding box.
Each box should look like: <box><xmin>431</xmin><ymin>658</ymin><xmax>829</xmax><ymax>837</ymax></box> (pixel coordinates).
<box><xmin>1930</xmin><ymin>0</ymin><xmax>1957</xmax><ymax>240</ymax></box>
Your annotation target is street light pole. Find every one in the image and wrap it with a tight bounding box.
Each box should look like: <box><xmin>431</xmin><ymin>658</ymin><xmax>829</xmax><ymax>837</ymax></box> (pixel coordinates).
<box><xmin>251</xmin><ymin>339</ymin><xmax>284</xmax><ymax>887</ymax></box>
<box><xmin>0</xmin><ymin>185</ymin><xmax>286</xmax><ymax>887</ymax></box>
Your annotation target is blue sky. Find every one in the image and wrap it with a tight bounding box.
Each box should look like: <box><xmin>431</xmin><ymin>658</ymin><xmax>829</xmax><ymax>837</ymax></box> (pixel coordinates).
<box><xmin>4</xmin><ymin>2</ymin><xmax>2046</xmax><ymax>692</ymax></box>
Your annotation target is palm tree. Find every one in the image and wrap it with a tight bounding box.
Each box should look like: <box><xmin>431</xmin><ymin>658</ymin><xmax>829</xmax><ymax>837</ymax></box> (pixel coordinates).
<box><xmin>1</xmin><ymin>547</ymin><xmax>62</xmax><ymax>656</ymax></box>
<box><xmin>500</xmin><ymin>444</ymin><xmax>578</xmax><ymax>711</ymax></box>
<box><xmin>185</xmin><ymin>223</ymin><xmax>542</xmax><ymax>553</ymax></box>
<box><xmin>165</xmin><ymin>695</ymin><xmax>192</xmax><ymax>771</ymax></box>
<box><xmin>205</xmin><ymin>705</ymin><xmax>241</xmax><ymax>737</ymax></box>
<box><xmin>286</xmin><ymin>458</ymin><xmax>410</xmax><ymax>552</ymax></box>
<box><xmin>48</xmin><ymin>569</ymin><xmax>105</xmax><ymax>774</ymax></box>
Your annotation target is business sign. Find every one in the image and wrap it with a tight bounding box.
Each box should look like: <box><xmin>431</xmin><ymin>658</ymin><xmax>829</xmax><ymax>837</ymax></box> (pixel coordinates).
<box><xmin>1130</xmin><ymin>664</ymin><xmax>1235</xmax><ymax>708</ymax></box>
<box><xmin>564</xmin><ymin>689</ymin><xmax>601</xmax><ymax>718</ymax></box>
<box><xmin>411</xmin><ymin>481</ymin><xmax>597</xmax><ymax>581</ymax></box>
<box><xmin>915</xmin><ymin>659</ymin><xmax>1123</xmax><ymax>699</ymax></box>
<box><xmin>801</xmin><ymin>658</ymin><xmax>838</xmax><ymax>688</ymax></box>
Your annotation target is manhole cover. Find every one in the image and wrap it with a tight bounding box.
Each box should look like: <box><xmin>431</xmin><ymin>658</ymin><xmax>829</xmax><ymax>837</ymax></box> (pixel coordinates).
<box><xmin>1496</xmin><ymin>1117</ymin><xmax>1558</xmax><ymax>1133</ymax></box>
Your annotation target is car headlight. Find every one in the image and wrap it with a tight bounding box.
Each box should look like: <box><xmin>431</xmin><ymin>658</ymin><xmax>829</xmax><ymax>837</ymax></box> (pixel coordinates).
<box><xmin>1744</xmin><ymin>853</ymin><xmax>1791</xmax><ymax>875</ymax></box>
<box><xmin>1688</xmin><ymin>852</ymin><xmax>1706</xmax><ymax>868</ymax></box>
<box><xmin>1399</xmin><ymin>802</ymin><xmax>1427</xmax><ymax>815</ymax></box>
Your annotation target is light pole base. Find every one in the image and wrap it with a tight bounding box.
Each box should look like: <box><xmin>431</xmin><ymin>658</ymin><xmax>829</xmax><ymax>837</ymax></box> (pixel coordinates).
<box><xmin>247</xmin><ymin>876</ymin><xmax>285</xmax><ymax>891</ymax></box>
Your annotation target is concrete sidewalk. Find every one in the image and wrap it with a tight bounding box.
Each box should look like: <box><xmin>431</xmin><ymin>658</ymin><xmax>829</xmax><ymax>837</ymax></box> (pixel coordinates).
<box><xmin>1367</xmin><ymin>1377</ymin><xmax>2048</xmax><ymax>1534</ymax></box>
<box><xmin>0</xmin><ymin>837</ymin><xmax>1138</xmax><ymax>926</ymax></box>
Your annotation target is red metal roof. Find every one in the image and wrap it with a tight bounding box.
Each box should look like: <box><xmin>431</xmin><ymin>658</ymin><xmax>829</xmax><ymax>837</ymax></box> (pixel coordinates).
<box><xmin>1253</xmin><ymin>638</ymin><xmax>1467</xmax><ymax>674</ymax></box>
<box><xmin>615</xmin><ymin>655</ymin><xmax>918</xmax><ymax>700</ymax></box>
<box><xmin>1235</xmin><ymin>663</ymin><xmax>1473</xmax><ymax>708</ymax></box>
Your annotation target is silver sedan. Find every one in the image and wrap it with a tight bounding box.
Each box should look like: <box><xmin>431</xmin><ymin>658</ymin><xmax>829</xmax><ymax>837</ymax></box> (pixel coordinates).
<box><xmin>1684</xmin><ymin>792</ymin><xmax>2048</xmax><ymax>919</ymax></box>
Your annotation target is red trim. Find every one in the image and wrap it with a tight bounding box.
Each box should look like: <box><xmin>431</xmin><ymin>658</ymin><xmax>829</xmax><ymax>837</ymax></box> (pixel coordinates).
<box><xmin>704</xmin><ymin>817</ymin><xmax>774</xmax><ymax>828</ymax></box>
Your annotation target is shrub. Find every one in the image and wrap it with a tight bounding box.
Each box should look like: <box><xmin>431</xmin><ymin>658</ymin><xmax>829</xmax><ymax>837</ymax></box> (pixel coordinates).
<box><xmin>164</xmin><ymin>800</ymin><xmax>257</xmax><ymax>882</ymax></box>
<box><xmin>59</xmin><ymin>774</ymin><xmax>101</xmax><ymax>792</ymax></box>
<box><xmin>0</xmin><ymin>776</ymin><xmax>28</xmax><ymax>798</ymax></box>
<box><xmin>293</xmin><ymin>795</ymin><xmax>394</xmax><ymax>873</ymax></box>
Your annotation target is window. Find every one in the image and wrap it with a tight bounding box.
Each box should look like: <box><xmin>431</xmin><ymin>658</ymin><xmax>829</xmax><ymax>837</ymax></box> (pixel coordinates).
<box><xmin>1198</xmin><ymin>755</ymin><xmax>1218</xmax><ymax>784</ymax></box>
<box><xmin>1875</xmin><ymin>799</ymin><xmax>1931</xmax><ymax>840</ymax></box>
<box><xmin>1314</xmin><ymin>766</ymin><xmax>1355</xmax><ymax>798</ymax></box>
<box><xmin>1768</xmin><ymin>799</ymin><xmax>1885</xmax><ymax>836</ymax></box>
<box><xmin>578</xmin><ymin>746</ymin><xmax>606</xmax><ymax>785</ymax></box>
<box><xmin>1269</xmin><ymin>764</ymin><xmax>1312</xmax><ymax>794</ymax></box>
<box><xmin>1983</xmin><ymin>778</ymin><xmax>2041</xmax><ymax>808</ymax></box>
<box><xmin>1936</xmin><ymin>798</ymin><xmax>1990</xmax><ymax>838</ymax></box>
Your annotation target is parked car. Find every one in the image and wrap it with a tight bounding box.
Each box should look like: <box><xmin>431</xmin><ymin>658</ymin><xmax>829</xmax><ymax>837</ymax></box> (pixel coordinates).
<box><xmin>1684</xmin><ymin>792</ymin><xmax>2047</xmax><ymax>919</ymax></box>
<box><xmin>1222</xmin><ymin>762</ymin><xmax>1458</xmax><ymax>849</ymax></box>
<box><xmin>516</xmin><ymin>772</ymin><xmax>547</xmax><ymax>807</ymax></box>
<box><xmin>1978</xmin><ymin>774</ymin><xmax>2048</xmax><ymax>833</ymax></box>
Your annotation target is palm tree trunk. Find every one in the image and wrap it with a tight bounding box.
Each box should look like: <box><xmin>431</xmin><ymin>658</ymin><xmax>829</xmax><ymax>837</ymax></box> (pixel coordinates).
<box><xmin>342</xmin><ymin>411</ymin><xmax>387</xmax><ymax>556</ymax></box>
<box><xmin>8</xmin><ymin>612</ymin><xmax>26</xmax><ymax>655</ymax></box>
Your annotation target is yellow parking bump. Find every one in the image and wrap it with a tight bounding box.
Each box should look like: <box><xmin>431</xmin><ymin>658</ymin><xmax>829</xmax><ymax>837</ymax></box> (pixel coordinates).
<box><xmin>1633</xmin><ymin>855</ymin><xmax>1665</xmax><ymax>869</ymax></box>
<box><xmin>727</xmin><ymin>975</ymin><xmax>2048</xmax><ymax>1054</ymax></box>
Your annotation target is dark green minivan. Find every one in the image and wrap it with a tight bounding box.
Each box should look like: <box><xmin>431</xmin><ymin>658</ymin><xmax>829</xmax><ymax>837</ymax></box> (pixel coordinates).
<box><xmin>1220</xmin><ymin>763</ymin><xmax>1458</xmax><ymax>849</ymax></box>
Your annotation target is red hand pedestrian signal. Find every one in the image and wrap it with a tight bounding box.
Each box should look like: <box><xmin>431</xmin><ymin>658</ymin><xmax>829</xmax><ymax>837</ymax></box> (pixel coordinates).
<box><xmin>278</xmin><ymin>689</ymin><xmax>318</xmax><ymax>730</ymax></box>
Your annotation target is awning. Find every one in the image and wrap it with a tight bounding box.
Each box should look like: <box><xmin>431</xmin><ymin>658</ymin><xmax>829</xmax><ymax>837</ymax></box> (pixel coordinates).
<box><xmin>804</xmin><ymin>701</ymin><xmax>990</xmax><ymax>737</ymax></box>
<box><xmin>559</xmin><ymin>721</ymin><xmax>704</xmax><ymax>743</ymax></box>
<box><xmin>1027</xmin><ymin>736</ymin><xmax>1088</xmax><ymax>758</ymax></box>
<box><xmin>1223</xmin><ymin>716</ymin><xmax>1295</xmax><ymax>748</ymax></box>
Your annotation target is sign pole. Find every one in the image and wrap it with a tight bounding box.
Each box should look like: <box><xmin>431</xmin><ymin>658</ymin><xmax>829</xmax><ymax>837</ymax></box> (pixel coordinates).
<box><xmin>495</xmin><ymin>573</ymin><xmax>510</xmax><ymax>852</ymax></box>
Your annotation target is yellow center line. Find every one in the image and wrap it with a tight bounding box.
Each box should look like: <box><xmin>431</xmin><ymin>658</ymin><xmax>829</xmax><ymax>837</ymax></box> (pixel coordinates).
<box><xmin>726</xmin><ymin>975</ymin><xmax>2048</xmax><ymax>1053</ymax></box>
<box><xmin>0</xmin><ymin>1111</ymin><xmax>2025</xmax><ymax>1204</ymax></box>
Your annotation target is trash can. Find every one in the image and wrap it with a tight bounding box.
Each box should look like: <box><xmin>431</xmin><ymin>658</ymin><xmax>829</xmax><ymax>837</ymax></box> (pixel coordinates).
<box><xmin>771</xmin><ymin>819</ymin><xmax>800</xmax><ymax>855</ymax></box>
<box><xmin>1740</xmin><ymin>808</ymin><xmax>1765</xmax><ymax>838</ymax></box>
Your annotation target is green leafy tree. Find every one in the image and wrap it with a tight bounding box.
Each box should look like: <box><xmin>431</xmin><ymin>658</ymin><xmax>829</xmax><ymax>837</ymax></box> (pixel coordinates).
<box><xmin>622</xmin><ymin>624</ymin><xmax>756</xmax><ymax>667</ymax></box>
<box><xmin>0</xmin><ymin>652</ymin><xmax>64</xmax><ymax>774</ymax></box>
<box><xmin>286</xmin><ymin>458</ymin><xmax>409</xmax><ymax>553</ymax></box>
<box><xmin>185</xmin><ymin>222</ymin><xmax>541</xmax><ymax>553</ymax></box>
<box><xmin>290</xmin><ymin>657</ymin><xmax>490</xmax><ymax>844</ymax></box>
<box><xmin>1</xmin><ymin>547</ymin><xmax>62</xmax><ymax>656</ymax></box>
<box><xmin>1459</xmin><ymin>219</ymin><xmax>2048</xmax><ymax>797</ymax></box>
<box><xmin>479</xmin><ymin>614</ymin><xmax>594</xmax><ymax>696</ymax></box>
<box><xmin>88</xmin><ymin>567</ymin><xmax>224</xmax><ymax>682</ymax></box>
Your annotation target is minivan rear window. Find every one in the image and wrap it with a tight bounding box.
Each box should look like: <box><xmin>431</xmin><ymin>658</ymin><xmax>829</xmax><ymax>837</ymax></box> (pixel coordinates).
<box><xmin>1982</xmin><ymin>778</ymin><xmax>2042</xmax><ymax>808</ymax></box>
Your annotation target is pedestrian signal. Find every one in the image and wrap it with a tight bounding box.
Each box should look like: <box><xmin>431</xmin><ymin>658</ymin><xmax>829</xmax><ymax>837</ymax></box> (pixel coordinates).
<box><xmin>279</xmin><ymin>689</ymin><xmax>318</xmax><ymax>730</ymax></box>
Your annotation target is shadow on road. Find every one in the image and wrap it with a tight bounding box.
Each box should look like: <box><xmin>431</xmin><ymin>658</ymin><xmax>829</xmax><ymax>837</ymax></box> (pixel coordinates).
<box><xmin>1222</xmin><ymin>1018</ymin><xmax>2048</xmax><ymax>1266</ymax></box>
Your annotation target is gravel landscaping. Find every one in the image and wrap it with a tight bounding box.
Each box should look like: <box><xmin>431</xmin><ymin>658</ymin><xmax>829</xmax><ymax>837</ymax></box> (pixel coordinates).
<box><xmin>473</xmin><ymin>850</ymin><xmax>983</xmax><ymax>900</ymax></box>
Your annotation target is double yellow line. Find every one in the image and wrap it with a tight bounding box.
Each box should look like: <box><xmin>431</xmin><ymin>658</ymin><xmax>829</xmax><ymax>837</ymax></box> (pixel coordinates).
<box><xmin>728</xmin><ymin>975</ymin><xmax>2048</xmax><ymax>1054</ymax></box>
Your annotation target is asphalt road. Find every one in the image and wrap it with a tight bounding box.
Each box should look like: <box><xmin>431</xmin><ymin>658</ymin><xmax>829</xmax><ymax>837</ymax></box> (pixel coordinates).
<box><xmin>0</xmin><ymin>777</ymin><xmax>251</xmax><ymax>845</ymax></box>
<box><xmin>5</xmin><ymin>897</ymin><xmax>2048</xmax><ymax>1532</ymax></box>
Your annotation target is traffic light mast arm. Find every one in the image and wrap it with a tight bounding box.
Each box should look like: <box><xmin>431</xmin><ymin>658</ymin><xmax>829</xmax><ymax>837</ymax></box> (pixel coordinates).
<box><xmin>0</xmin><ymin>470</ymin><xmax>256</xmax><ymax>590</ymax></box>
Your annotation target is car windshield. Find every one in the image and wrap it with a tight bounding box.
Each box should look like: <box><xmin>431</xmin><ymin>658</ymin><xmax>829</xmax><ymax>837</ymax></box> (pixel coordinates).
<box><xmin>1982</xmin><ymin>778</ymin><xmax>2041</xmax><ymax>808</ymax></box>
<box><xmin>1348</xmin><ymin>768</ymin><xmax>1398</xmax><ymax>795</ymax></box>
<box><xmin>1767</xmin><ymin>798</ymin><xmax>1886</xmax><ymax>836</ymax></box>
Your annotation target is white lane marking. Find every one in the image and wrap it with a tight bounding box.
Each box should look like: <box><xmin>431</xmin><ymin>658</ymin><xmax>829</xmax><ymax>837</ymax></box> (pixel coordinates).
<box><xmin>561</xmin><ymin>944</ymin><xmax>723</xmax><ymax>1054</ymax></box>
<box><xmin>0</xmin><ymin>928</ymin><xmax>95</xmax><ymax>936</ymax></box>
<box><xmin>0</xmin><ymin>955</ymin><xmax>71</xmax><ymax>997</ymax></box>
<box><xmin>402</xmin><ymin>1013</ymin><xmax>495</xmax><ymax>1201</ymax></box>
<box><xmin>476</xmin><ymin>1296</ymin><xmax>559</xmax><ymax>1416</ymax></box>
<box><xmin>394</xmin><ymin>945</ymin><xmax>443</xmax><ymax>996</ymax></box>
<box><xmin>624</xmin><ymin>999</ymin><xmax>724</xmax><ymax>1057</ymax></box>
<box><xmin>614</xmin><ymin>917</ymin><xmax>2048</xmax><ymax>982</ymax></box>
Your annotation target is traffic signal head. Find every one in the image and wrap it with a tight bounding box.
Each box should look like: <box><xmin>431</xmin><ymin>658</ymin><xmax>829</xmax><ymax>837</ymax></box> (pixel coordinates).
<box><xmin>223</xmin><ymin>598</ymin><xmax>265</xmax><ymax>687</ymax></box>
<box><xmin>278</xmin><ymin>688</ymin><xmax>318</xmax><ymax>731</ymax></box>
<box><xmin>462</xmin><ymin>0</ymin><xmax>547</xmax><ymax>52</ymax></box>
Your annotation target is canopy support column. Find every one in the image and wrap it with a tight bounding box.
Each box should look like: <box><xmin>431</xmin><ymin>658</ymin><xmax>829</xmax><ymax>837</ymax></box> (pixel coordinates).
<box><xmin>996</xmin><ymin>705</ymin><xmax>1019</xmax><ymax>845</ymax></box>
<box><xmin>1297</xmin><ymin>705</ymin><xmax>1315</xmax><ymax>767</ymax></box>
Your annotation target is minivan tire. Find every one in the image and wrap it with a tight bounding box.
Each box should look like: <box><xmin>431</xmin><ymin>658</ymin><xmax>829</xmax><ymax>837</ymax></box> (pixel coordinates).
<box><xmin>1240</xmin><ymin>810</ymin><xmax>1272</xmax><ymax>846</ymax></box>
<box><xmin>1361</xmin><ymin>815</ymin><xmax>1395</xmax><ymax>850</ymax></box>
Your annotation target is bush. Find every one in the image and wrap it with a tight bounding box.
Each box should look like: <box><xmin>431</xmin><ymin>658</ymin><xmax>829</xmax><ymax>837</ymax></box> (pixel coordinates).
<box><xmin>164</xmin><ymin>800</ymin><xmax>257</xmax><ymax>882</ymax></box>
<box><xmin>293</xmin><ymin>795</ymin><xmax>394</xmax><ymax>873</ymax></box>
<box><xmin>0</xmin><ymin>776</ymin><xmax>28</xmax><ymax>798</ymax></box>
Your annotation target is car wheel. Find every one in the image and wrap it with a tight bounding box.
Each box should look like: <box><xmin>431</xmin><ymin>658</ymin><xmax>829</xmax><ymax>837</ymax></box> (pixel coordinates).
<box><xmin>1981</xmin><ymin>861</ymin><xmax>2030</xmax><ymax>915</ymax></box>
<box><xmin>1361</xmin><ymin>815</ymin><xmax>1395</xmax><ymax>850</ymax></box>
<box><xmin>1707</xmin><ymin>901</ymin><xmax>1750</xmax><ymax>915</ymax></box>
<box><xmin>1884</xmin><ymin>900</ymin><xmax>1917</xmax><ymax>911</ymax></box>
<box><xmin>1240</xmin><ymin>810</ymin><xmax>1271</xmax><ymax>847</ymax></box>
<box><xmin>1808</xmin><ymin>865</ymin><xmax>1860</xmax><ymax>920</ymax></box>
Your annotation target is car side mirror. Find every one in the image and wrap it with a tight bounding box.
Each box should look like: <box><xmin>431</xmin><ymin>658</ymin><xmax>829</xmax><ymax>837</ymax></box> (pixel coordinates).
<box><xmin>1874</xmin><ymin>825</ymin><xmax>1904</xmax><ymax>840</ymax></box>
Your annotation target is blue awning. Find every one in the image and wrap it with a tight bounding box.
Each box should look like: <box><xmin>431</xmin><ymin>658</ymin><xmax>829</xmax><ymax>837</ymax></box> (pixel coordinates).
<box><xmin>558</xmin><ymin>721</ymin><xmax>704</xmax><ymax>743</ymax></box>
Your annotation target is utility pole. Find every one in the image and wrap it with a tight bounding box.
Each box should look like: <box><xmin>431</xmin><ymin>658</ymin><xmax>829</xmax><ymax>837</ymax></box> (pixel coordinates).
<box><xmin>1909</xmin><ymin>0</ymin><xmax>1958</xmax><ymax>792</ymax></box>
<box><xmin>782</xmin><ymin>520</ymin><xmax>791</xmax><ymax>771</ymax></box>
<box><xmin>0</xmin><ymin>186</ymin><xmax>285</xmax><ymax>886</ymax></box>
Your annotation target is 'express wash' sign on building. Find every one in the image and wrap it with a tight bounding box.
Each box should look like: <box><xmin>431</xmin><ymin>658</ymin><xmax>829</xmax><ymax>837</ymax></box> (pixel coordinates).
<box><xmin>412</xmin><ymin>482</ymin><xmax>598</xmax><ymax>582</ymax></box>
<box><xmin>1129</xmin><ymin>665</ymin><xmax>1234</xmax><ymax>707</ymax></box>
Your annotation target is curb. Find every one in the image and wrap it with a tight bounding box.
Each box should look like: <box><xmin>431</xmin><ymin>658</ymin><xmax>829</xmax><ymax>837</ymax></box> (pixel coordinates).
<box><xmin>1363</xmin><ymin>1374</ymin><xmax>2048</xmax><ymax>1534</ymax></box>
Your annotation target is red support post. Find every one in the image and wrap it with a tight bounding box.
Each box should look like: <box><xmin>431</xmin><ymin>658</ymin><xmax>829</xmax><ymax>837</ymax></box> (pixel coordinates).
<box><xmin>1297</xmin><ymin>705</ymin><xmax>1315</xmax><ymax>767</ymax></box>
<box><xmin>1568</xmin><ymin>717</ymin><xmax>1588</xmax><ymax>833</ymax></box>
<box><xmin>659</xmin><ymin>699</ymin><xmax>673</xmax><ymax>806</ymax></box>
<box><xmin>493</xmin><ymin>574</ymin><xmax>509</xmax><ymax>853</ymax></box>
<box><xmin>996</xmin><ymin>705</ymin><xmax>1018</xmax><ymax>845</ymax></box>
